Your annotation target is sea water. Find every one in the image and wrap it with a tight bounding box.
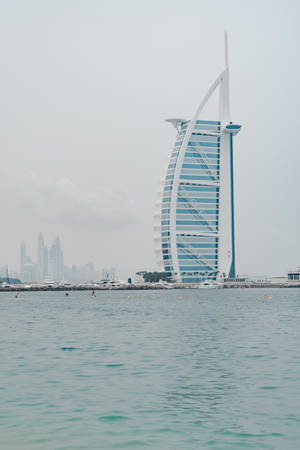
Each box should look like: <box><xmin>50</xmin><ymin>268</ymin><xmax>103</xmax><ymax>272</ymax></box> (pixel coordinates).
<box><xmin>1</xmin><ymin>289</ymin><xmax>300</xmax><ymax>449</ymax></box>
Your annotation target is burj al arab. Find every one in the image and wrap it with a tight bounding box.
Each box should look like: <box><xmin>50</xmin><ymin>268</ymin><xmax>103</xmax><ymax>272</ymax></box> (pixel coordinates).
<box><xmin>154</xmin><ymin>32</ymin><xmax>241</xmax><ymax>283</ymax></box>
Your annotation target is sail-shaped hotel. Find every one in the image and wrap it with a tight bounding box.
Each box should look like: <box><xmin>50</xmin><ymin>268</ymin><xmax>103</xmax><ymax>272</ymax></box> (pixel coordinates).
<box><xmin>154</xmin><ymin>33</ymin><xmax>241</xmax><ymax>283</ymax></box>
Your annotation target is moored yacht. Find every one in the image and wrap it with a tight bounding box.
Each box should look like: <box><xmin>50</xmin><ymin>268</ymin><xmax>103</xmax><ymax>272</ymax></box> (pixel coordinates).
<box><xmin>196</xmin><ymin>280</ymin><xmax>223</xmax><ymax>289</ymax></box>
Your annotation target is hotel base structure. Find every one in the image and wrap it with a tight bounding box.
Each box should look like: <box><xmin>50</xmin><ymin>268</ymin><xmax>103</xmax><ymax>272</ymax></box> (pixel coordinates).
<box><xmin>154</xmin><ymin>33</ymin><xmax>241</xmax><ymax>283</ymax></box>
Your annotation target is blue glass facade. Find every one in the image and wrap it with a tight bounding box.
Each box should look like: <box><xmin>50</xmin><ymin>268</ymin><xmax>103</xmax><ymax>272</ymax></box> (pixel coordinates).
<box><xmin>161</xmin><ymin>120</ymin><xmax>220</xmax><ymax>283</ymax></box>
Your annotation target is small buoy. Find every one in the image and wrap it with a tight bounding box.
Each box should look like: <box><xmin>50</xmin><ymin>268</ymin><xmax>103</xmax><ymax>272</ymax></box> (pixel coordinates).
<box><xmin>14</xmin><ymin>294</ymin><xmax>18</xmax><ymax>299</ymax></box>
<box><xmin>269</xmin><ymin>296</ymin><xmax>272</xmax><ymax>300</ymax></box>
<box><xmin>128</xmin><ymin>295</ymin><xmax>131</xmax><ymax>299</ymax></box>
<box><xmin>65</xmin><ymin>292</ymin><xmax>69</xmax><ymax>297</ymax></box>
<box><xmin>179</xmin><ymin>296</ymin><xmax>183</xmax><ymax>300</ymax></box>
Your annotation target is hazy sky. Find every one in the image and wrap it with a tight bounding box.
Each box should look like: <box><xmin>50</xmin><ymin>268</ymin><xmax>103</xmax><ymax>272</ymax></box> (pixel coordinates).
<box><xmin>0</xmin><ymin>0</ymin><xmax>299</xmax><ymax>278</ymax></box>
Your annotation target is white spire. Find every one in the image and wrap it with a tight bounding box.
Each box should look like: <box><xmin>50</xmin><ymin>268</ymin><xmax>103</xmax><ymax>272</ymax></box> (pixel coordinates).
<box><xmin>224</xmin><ymin>30</ymin><xmax>229</xmax><ymax>68</ymax></box>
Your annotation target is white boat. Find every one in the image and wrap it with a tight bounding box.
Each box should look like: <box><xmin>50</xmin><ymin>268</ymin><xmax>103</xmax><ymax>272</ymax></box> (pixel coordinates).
<box><xmin>157</xmin><ymin>280</ymin><xmax>175</xmax><ymax>289</ymax></box>
<box><xmin>196</xmin><ymin>280</ymin><xmax>223</xmax><ymax>289</ymax></box>
<box><xmin>98</xmin><ymin>279</ymin><xmax>124</xmax><ymax>288</ymax></box>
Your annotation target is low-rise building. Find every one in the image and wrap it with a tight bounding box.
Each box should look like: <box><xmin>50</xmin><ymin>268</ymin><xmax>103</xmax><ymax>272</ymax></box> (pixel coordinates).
<box><xmin>287</xmin><ymin>269</ymin><xmax>300</xmax><ymax>281</ymax></box>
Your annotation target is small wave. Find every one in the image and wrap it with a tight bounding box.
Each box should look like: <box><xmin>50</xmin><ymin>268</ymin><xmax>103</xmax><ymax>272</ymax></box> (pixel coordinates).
<box><xmin>259</xmin><ymin>386</ymin><xmax>279</xmax><ymax>390</ymax></box>
<box><xmin>60</xmin><ymin>347</ymin><xmax>78</xmax><ymax>351</ymax></box>
<box><xmin>98</xmin><ymin>415</ymin><xmax>129</xmax><ymax>422</ymax></box>
<box><xmin>105</xmin><ymin>363</ymin><xmax>124</xmax><ymax>367</ymax></box>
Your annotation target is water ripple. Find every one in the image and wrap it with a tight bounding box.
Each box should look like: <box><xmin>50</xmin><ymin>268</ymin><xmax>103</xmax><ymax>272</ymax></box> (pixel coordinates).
<box><xmin>0</xmin><ymin>289</ymin><xmax>300</xmax><ymax>449</ymax></box>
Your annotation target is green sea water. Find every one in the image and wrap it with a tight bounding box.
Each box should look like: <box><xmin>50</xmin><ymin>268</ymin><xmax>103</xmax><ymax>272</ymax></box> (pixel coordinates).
<box><xmin>1</xmin><ymin>289</ymin><xmax>300</xmax><ymax>449</ymax></box>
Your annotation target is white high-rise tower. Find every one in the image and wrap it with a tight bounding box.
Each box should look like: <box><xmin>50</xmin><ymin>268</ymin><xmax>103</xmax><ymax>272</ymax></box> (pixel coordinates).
<box><xmin>37</xmin><ymin>232</ymin><xmax>48</xmax><ymax>282</ymax></box>
<box><xmin>154</xmin><ymin>32</ymin><xmax>241</xmax><ymax>283</ymax></box>
<box><xmin>49</xmin><ymin>236</ymin><xmax>64</xmax><ymax>282</ymax></box>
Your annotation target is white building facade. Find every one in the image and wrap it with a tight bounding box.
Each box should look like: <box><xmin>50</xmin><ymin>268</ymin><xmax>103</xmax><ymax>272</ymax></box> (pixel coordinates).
<box><xmin>154</xmin><ymin>33</ymin><xmax>241</xmax><ymax>283</ymax></box>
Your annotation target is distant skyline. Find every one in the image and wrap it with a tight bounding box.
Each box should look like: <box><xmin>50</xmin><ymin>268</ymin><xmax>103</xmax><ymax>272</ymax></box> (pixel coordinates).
<box><xmin>0</xmin><ymin>0</ymin><xmax>299</xmax><ymax>278</ymax></box>
<box><xmin>18</xmin><ymin>233</ymin><xmax>113</xmax><ymax>283</ymax></box>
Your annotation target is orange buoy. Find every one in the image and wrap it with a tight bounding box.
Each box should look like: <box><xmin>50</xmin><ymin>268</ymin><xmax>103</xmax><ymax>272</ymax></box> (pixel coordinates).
<box><xmin>179</xmin><ymin>296</ymin><xmax>183</xmax><ymax>300</ymax></box>
<box><xmin>128</xmin><ymin>295</ymin><xmax>131</xmax><ymax>299</ymax></box>
<box><xmin>269</xmin><ymin>296</ymin><xmax>272</xmax><ymax>300</ymax></box>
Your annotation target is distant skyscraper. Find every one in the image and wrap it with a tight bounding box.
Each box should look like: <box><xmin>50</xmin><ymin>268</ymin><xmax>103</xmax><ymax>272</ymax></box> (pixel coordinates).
<box><xmin>37</xmin><ymin>233</ymin><xmax>48</xmax><ymax>282</ymax></box>
<box><xmin>154</xmin><ymin>32</ymin><xmax>241</xmax><ymax>283</ymax></box>
<box><xmin>84</xmin><ymin>262</ymin><xmax>95</xmax><ymax>281</ymax></box>
<box><xmin>20</xmin><ymin>241</ymin><xmax>37</xmax><ymax>283</ymax></box>
<box><xmin>49</xmin><ymin>236</ymin><xmax>64</xmax><ymax>282</ymax></box>
<box><xmin>71</xmin><ymin>264</ymin><xmax>78</xmax><ymax>282</ymax></box>
<box><xmin>22</xmin><ymin>262</ymin><xmax>37</xmax><ymax>283</ymax></box>
<box><xmin>20</xmin><ymin>241</ymin><xmax>26</xmax><ymax>276</ymax></box>
<box><xmin>43</xmin><ymin>246</ymin><xmax>48</xmax><ymax>280</ymax></box>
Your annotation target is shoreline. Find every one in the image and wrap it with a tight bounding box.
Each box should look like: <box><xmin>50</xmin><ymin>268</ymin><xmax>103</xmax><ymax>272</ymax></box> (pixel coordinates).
<box><xmin>1</xmin><ymin>282</ymin><xmax>300</xmax><ymax>292</ymax></box>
